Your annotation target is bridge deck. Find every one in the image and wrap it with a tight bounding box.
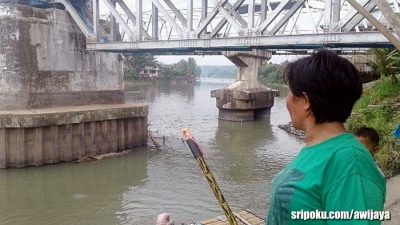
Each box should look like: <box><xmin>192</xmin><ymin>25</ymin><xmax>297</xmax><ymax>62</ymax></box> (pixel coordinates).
<box><xmin>86</xmin><ymin>32</ymin><xmax>393</xmax><ymax>55</ymax></box>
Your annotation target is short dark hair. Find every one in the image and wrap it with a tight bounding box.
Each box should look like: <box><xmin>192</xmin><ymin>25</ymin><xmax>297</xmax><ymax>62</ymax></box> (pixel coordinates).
<box><xmin>284</xmin><ymin>49</ymin><xmax>362</xmax><ymax>123</ymax></box>
<box><xmin>354</xmin><ymin>127</ymin><xmax>380</xmax><ymax>147</ymax></box>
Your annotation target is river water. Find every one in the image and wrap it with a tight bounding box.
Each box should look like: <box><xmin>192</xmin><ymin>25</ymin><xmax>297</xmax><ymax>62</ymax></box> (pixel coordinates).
<box><xmin>0</xmin><ymin>80</ymin><xmax>304</xmax><ymax>225</ymax></box>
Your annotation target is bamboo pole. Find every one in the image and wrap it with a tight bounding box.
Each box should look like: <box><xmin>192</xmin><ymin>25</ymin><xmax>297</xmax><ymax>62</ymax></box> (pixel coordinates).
<box><xmin>182</xmin><ymin>128</ymin><xmax>238</xmax><ymax>225</ymax></box>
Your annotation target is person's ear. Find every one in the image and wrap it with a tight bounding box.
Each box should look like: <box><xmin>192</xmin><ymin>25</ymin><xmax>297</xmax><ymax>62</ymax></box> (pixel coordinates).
<box><xmin>302</xmin><ymin>93</ymin><xmax>311</xmax><ymax>111</ymax></box>
<box><xmin>373</xmin><ymin>146</ymin><xmax>380</xmax><ymax>154</ymax></box>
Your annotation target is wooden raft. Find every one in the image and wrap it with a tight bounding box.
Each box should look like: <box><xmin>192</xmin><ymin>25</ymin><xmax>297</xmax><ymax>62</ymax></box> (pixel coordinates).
<box><xmin>200</xmin><ymin>210</ymin><xmax>265</xmax><ymax>225</ymax></box>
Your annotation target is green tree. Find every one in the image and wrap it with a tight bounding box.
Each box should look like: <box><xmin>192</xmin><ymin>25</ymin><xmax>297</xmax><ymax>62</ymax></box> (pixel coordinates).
<box><xmin>368</xmin><ymin>48</ymin><xmax>399</xmax><ymax>83</ymax></box>
<box><xmin>123</xmin><ymin>55</ymin><xmax>157</xmax><ymax>80</ymax></box>
<box><xmin>159</xmin><ymin>58</ymin><xmax>201</xmax><ymax>78</ymax></box>
<box><xmin>175</xmin><ymin>59</ymin><xmax>189</xmax><ymax>76</ymax></box>
<box><xmin>188</xmin><ymin>57</ymin><xmax>196</xmax><ymax>76</ymax></box>
<box><xmin>258</xmin><ymin>62</ymin><xmax>284</xmax><ymax>84</ymax></box>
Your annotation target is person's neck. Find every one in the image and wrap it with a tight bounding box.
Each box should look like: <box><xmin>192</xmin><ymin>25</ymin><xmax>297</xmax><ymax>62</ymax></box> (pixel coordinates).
<box><xmin>304</xmin><ymin>122</ymin><xmax>346</xmax><ymax>147</ymax></box>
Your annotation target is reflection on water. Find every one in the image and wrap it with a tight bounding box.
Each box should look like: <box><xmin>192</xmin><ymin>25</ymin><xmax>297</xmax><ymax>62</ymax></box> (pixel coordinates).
<box><xmin>213</xmin><ymin>118</ymin><xmax>275</xmax><ymax>183</ymax></box>
<box><xmin>0</xmin><ymin>81</ymin><xmax>304</xmax><ymax>225</ymax></box>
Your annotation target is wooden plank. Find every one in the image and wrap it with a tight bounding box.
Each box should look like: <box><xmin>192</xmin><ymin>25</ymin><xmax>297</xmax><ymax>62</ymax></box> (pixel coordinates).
<box><xmin>16</xmin><ymin>129</ymin><xmax>25</xmax><ymax>167</ymax></box>
<box><xmin>51</xmin><ymin>126</ymin><xmax>59</xmax><ymax>163</ymax></box>
<box><xmin>25</xmin><ymin>128</ymin><xmax>35</xmax><ymax>166</ymax></box>
<box><xmin>128</xmin><ymin>118</ymin><xmax>135</xmax><ymax>148</ymax></box>
<box><xmin>132</xmin><ymin>118</ymin><xmax>139</xmax><ymax>147</ymax></box>
<box><xmin>0</xmin><ymin>129</ymin><xmax>6</xmax><ymax>168</ymax></box>
<box><xmin>33</xmin><ymin>128</ymin><xmax>43</xmax><ymax>166</ymax></box>
<box><xmin>42</xmin><ymin>126</ymin><xmax>54</xmax><ymax>164</ymax></box>
<box><xmin>96</xmin><ymin>121</ymin><xmax>108</xmax><ymax>154</ymax></box>
<box><xmin>124</xmin><ymin>118</ymin><xmax>133</xmax><ymax>149</ymax></box>
<box><xmin>84</xmin><ymin>122</ymin><xmax>96</xmax><ymax>156</ymax></box>
<box><xmin>77</xmin><ymin>123</ymin><xmax>86</xmax><ymax>157</ymax></box>
<box><xmin>109</xmin><ymin>120</ymin><xmax>118</xmax><ymax>152</ymax></box>
<box><xmin>117</xmin><ymin>119</ymin><xmax>125</xmax><ymax>151</ymax></box>
<box><xmin>135</xmin><ymin>117</ymin><xmax>143</xmax><ymax>146</ymax></box>
<box><xmin>64</xmin><ymin>125</ymin><xmax>73</xmax><ymax>161</ymax></box>
<box><xmin>101</xmin><ymin>120</ymin><xmax>110</xmax><ymax>153</ymax></box>
<box><xmin>58</xmin><ymin>124</ymin><xmax>74</xmax><ymax>162</ymax></box>
<box><xmin>142</xmin><ymin>116</ymin><xmax>148</xmax><ymax>145</ymax></box>
<box><xmin>59</xmin><ymin>125</ymin><xmax>67</xmax><ymax>161</ymax></box>
<box><xmin>72</xmin><ymin>123</ymin><xmax>84</xmax><ymax>159</ymax></box>
<box><xmin>8</xmin><ymin>129</ymin><xmax>18</xmax><ymax>167</ymax></box>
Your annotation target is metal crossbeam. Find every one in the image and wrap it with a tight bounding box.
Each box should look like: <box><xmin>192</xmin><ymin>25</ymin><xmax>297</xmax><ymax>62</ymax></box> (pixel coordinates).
<box><xmin>55</xmin><ymin>0</ymin><xmax>95</xmax><ymax>40</ymax></box>
<box><xmin>269</xmin><ymin>0</ymin><xmax>306</xmax><ymax>35</ymax></box>
<box><xmin>87</xmin><ymin>32</ymin><xmax>395</xmax><ymax>53</ymax></box>
<box><xmin>54</xmin><ymin>0</ymin><xmax>400</xmax><ymax>55</ymax></box>
<box><xmin>257</xmin><ymin>0</ymin><xmax>291</xmax><ymax>33</ymax></box>
<box><xmin>209</xmin><ymin>0</ymin><xmax>245</xmax><ymax>38</ymax></box>
<box><xmin>341</xmin><ymin>0</ymin><xmax>376</xmax><ymax>32</ymax></box>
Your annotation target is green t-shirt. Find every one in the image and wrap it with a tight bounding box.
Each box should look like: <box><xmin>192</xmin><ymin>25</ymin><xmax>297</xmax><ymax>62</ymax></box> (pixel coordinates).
<box><xmin>266</xmin><ymin>133</ymin><xmax>386</xmax><ymax>225</ymax></box>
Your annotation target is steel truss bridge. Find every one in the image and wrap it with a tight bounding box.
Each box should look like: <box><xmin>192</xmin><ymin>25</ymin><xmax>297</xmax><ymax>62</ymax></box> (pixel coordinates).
<box><xmin>54</xmin><ymin>0</ymin><xmax>400</xmax><ymax>55</ymax></box>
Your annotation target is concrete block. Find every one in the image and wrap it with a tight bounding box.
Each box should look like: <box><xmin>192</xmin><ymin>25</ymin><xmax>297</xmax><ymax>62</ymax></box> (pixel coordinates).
<box><xmin>0</xmin><ymin>105</ymin><xmax>148</xmax><ymax>168</ymax></box>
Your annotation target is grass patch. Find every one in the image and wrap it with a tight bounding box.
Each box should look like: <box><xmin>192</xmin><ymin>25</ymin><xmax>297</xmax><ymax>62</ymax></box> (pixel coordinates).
<box><xmin>347</xmin><ymin>77</ymin><xmax>400</xmax><ymax>178</ymax></box>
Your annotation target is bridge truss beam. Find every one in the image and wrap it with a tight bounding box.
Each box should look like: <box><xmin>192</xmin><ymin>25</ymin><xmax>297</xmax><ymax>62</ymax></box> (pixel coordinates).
<box><xmin>55</xmin><ymin>0</ymin><xmax>400</xmax><ymax>55</ymax></box>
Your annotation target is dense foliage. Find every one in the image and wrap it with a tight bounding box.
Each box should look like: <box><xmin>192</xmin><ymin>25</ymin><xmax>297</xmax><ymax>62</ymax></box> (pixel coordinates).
<box><xmin>368</xmin><ymin>48</ymin><xmax>399</xmax><ymax>84</ymax></box>
<box><xmin>160</xmin><ymin>58</ymin><xmax>201</xmax><ymax>78</ymax></box>
<box><xmin>258</xmin><ymin>62</ymin><xmax>285</xmax><ymax>85</ymax></box>
<box><xmin>347</xmin><ymin>77</ymin><xmax>400</xmax><ymax>178</ymax></box>
<box><xmin>123</xmin><ymin>56</ymin><xmax>200</xmax><ymax>80</ymax></box>
<box><xmin>123</xmin><ymin>55</ymin><xmax>157</xmax><ymax>80</ymax></box>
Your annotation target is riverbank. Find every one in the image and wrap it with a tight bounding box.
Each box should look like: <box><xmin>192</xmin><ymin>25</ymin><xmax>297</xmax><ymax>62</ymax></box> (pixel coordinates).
<box><xmin>124</xmin><ymin>76</ymin><xmax>197</xmax><ymax>86</ymax></box>
<box><xmin>347</xmin><ymin>77</ymin><xmax>400</xmax><ymax>178</ymax></box>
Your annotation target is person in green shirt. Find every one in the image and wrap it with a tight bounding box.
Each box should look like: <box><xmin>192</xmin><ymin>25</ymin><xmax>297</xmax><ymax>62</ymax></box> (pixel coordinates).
<box><xmin>266</xmin><ymin>50</ymin><xmax>386</xmax><ymax>225</ymax></box>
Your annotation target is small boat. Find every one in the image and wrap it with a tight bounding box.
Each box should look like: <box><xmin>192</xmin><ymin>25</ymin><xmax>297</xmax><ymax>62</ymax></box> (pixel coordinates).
<box><xmin>201</xmin><ymin>210</ymin><xmax>264</xmax><ymax>225</ymax></box>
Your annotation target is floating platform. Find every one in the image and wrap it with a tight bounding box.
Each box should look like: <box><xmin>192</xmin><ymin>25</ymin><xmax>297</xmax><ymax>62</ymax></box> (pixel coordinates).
<box><xmin>201</xmin><ymin>210</ymin><xmax>265</xmax><ymax>225</ymax></box>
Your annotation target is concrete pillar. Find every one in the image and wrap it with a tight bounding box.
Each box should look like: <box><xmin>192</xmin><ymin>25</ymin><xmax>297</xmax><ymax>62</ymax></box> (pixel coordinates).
<box><xmin>0</xmin><ymin>3</ymin><xmax>148</xmax><ymax>168</ymax></box>
<box><xmin>211</xmin><ymin>50</ymin><xmax>278</xmax><ymax>121</ymax></box>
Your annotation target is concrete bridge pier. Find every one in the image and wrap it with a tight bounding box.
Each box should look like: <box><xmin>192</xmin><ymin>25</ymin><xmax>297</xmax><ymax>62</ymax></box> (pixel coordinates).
<box><xmin>0</xmin><ymin>3</ymin><xmax>148</xmax><ymax>168</ymax></box>
<box><xmin>211</xmin><ymin>50</ymin><xmax>278</xmax><ymax>121</ymax></box>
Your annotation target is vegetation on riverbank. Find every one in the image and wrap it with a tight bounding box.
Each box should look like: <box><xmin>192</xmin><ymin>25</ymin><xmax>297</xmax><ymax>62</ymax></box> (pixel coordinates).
<box><xmin>347</xmin><ymin>76</ymin><xmax>400</xmax><ymax>178</ymax></box>
<box><xmin>258</xmin><ymin>62</ymin><xmax>285</xmax><ymax>85</ymax></box>
<box><xmin>123</xmin><ymin>55</ymin><xmax>200</xmax><ymax>81</ymax></box>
